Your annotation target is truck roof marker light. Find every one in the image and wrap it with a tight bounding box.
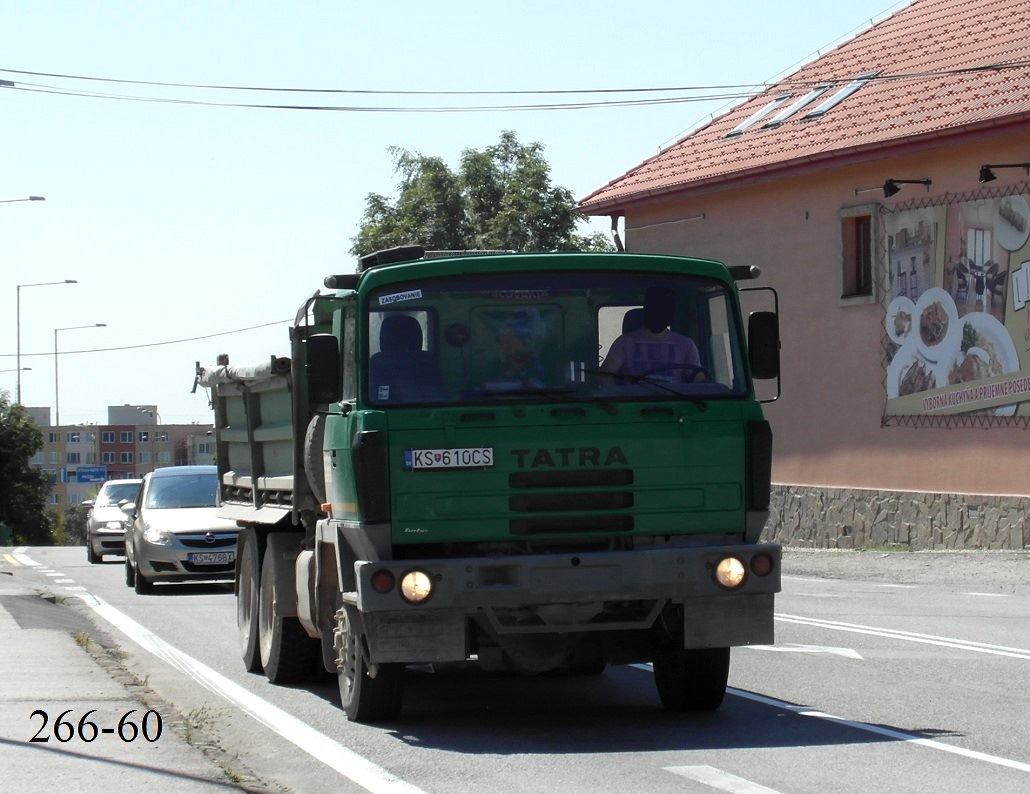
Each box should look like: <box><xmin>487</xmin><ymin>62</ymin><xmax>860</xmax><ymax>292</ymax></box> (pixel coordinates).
<box><xmin>370</xmin><ymin>569</ymin><xmax>396</xmax><ymax>594</ymax></box>
<box><xmin>750</xmin><ymin>553</ymin><xmax>774</xmax><ymax>577</ymax></box>
<box><xmin>399</xmin><ymin>569</ymin><xmax>434</xmax><ymax>604</ymax></box>
<box><xmin>714</xmin><ymin>557</ymin><xmax>747</xmax><ymax>590</ymax></box>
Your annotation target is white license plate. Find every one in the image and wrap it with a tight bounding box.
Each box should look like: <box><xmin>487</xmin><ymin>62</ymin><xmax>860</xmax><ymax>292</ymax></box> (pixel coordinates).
<box><xmin>188</xmin><ymin>551</ymin><xmax>235</xmax><ymax>565</ymax></box>
<box><xmin>404</xmin><ymin>447</ymin><xmax>494</xmax><ymax>470</ymax></box>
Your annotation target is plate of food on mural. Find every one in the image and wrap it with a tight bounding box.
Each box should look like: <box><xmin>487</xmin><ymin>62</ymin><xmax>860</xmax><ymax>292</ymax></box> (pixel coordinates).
<box><xmin>945</xmin><ymin>311</ymin><xmax>1020</xmax><ymax>415</ymax></box>
<box><xmin>887</xmin><ymin>341</ymin><xmax>948</xmax><ymax>399</ymax></box>
<box><xmin>913</xmin><ymin>287</ymin><xmax>959</xmax><ymax>363</ymax></box>
<box><xmin>885</xmin><ymin>295</ymin><xmax>916</xmax><ymax>345</ymax></box>
<box><xmin>994</xmin><ymin>194</ymin><xmax>1030</xmax><ymax>253</ymax></box>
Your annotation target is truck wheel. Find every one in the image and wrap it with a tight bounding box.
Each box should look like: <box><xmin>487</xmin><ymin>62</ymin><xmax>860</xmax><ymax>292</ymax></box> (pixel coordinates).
<box><xmin>302</xmin><ymin>414</ymin><xmax>327</xmax><ymax>504</ymax></box>
<box><xmin>258</xmin><ymin>544</ymin><xmax>319</xmax><ymax>683</ymax></box>
<box><xmin>652</xmin><ymin>646</ymin><xmax>730</xmax><ymax>712</ymax></box>
<box><xmin>334</xmin><ymin>604</ymin><xmax>404</xmax><ymax>723</ymax></box>
<box><xmin>237</xmin><ymin>529</ymin><xmax>263</xmax><ymax>673</ymax></box>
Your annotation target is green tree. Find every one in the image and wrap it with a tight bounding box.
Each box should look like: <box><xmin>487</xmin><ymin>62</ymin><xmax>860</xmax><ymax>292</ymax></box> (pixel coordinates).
<box><xmin>0</xmin><ymin>392</ymin><xmax>53</xmax><ymax>545</ymax></box>
<box><xmin>351</xmin><ymin>131</ymin><xmax>614</xmax><ymax>256</ymax></box>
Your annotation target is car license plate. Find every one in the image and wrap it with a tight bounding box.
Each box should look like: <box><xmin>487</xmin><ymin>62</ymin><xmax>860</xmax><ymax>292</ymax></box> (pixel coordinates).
<box><xmin>404</xmin><ymin>447</ymin><xmax>494</xmax><ymax>470</ymax></box>
<box><xmin>188</xmin><ymin>551</ymin><xmax>235</xmax><ymax>565</ymax></box>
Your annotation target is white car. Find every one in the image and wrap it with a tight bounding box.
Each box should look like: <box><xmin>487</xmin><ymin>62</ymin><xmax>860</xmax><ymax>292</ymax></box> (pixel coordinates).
<box><xmin>122</xmin><ymin>465</ymin><xmax>239</xmax><ymax>594</ymax></box>
<box><xmin>84</xmin><ymin>479</ymin><xmax>142</xmax><ymax>564</ymax></box>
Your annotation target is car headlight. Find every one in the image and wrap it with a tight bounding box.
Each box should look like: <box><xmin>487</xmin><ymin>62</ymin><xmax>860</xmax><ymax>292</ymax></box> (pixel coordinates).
<box><xmin>143</xmin><ymin>525</ymin><xmax>173</xmax><ymax>545</ymax></box>
<box><xmin>104</xmin><ymin>521</ymin><xmax>125</xmax><ymax>530</ymax></box>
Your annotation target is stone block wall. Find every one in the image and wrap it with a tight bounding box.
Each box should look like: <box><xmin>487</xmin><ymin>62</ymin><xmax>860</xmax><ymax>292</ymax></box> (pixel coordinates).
<box><xmin>766</xmin><ymin>484</ymin><xmax>1029</xmax><ymax>550</ymax></box>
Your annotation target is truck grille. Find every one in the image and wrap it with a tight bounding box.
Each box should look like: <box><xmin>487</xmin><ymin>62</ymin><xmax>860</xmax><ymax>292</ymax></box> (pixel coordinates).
<box><xmin>508</xmin><ymin>468</ymin><xmax>634</xmax><ymax>535</ymax></box>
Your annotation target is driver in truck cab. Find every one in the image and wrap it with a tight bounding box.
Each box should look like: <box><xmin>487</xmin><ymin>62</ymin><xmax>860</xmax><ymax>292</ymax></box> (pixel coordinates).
<box><xmin>600</xmin><ymin>286</ymin><xmax>701</xmax><ymax>382</ymax></box>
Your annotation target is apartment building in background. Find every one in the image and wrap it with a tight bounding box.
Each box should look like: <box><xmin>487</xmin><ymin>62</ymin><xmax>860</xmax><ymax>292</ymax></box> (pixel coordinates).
<box><xmin>26</xmin><ymin>404</ymin><xmax>214</xmax><ymax>509</ymax></box>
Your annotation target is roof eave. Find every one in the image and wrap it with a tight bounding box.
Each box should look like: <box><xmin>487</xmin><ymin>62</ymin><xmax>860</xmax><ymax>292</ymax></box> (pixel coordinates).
<box><xmin>578</xmin><ymin>112</ymin><xmax>1030</xmax><ymax>216</ymax></box>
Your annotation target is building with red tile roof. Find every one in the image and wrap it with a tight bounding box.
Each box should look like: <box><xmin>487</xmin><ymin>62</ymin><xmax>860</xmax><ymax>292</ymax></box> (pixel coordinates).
<box><xmin>580</xmin><ymin>0</ymin><xmax>1030</xmax><ymax>550</ymax></box>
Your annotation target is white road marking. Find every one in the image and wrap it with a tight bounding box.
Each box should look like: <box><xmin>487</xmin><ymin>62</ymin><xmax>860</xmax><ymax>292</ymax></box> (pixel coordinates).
<box><xmin>728</xmin><ymin>688</ymin><xmax>1030</xmax><ymax>775</ymax></box>
<box><xmin>776</xmin><ymin>613</ymin><xmax>1030</xmax><ymax>660</ymax></box>
<box><xmin>14</xmin><ymin>549</ymin><xmax>426</xmax><ymax>794</ymax></box>
<box><xmin>665</xmin><ymin>765</ymin><xmax>782</xmax><ymax>792</ymax></box>
<box><xmin>961</xmin><ymin>592</ymin><xmax>1009</xmax><ymax>598</ymax></box>
<box><xmin>746</xmin><ymin>643</ymin><xmax>863</xmax><ymax>660</ymax></box>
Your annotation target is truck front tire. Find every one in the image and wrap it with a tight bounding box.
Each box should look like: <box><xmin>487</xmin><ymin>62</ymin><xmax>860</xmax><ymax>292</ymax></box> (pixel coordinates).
<box><xmin>334</xmin><ymin>604</ymin><xmax>404</xmax><ymax>723</ymax></box>
<box><xmin>652</xmin><ymin>645</ymin><xmax>730</xmax><ymax>712</ymax></box>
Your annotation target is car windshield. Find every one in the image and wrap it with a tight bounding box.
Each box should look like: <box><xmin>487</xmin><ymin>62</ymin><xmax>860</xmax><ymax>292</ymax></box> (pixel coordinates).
<box><xmin>97</xmin><ymin>482</ymin><xmax>139</xmax><ymax>506</ymax></box>
<box><xmin>144</xmin><ymin>474</ymin><xmax>218</xmax><ymax>509</ymax></box>
<box><xmin>365</xmin><ymin>270</ymin><xmax>748</xmax><ymax>406</ymax></box>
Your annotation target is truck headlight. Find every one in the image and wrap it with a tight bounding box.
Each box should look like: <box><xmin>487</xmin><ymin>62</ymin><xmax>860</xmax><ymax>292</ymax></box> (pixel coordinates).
<box><xmin>399</xmin><ymin>569</ymin><xmax>434</xmax><ymax>604</ymax></box>
<box><xmin>714</xmin><ymin>556</ymin><xmax>747</xmax><ymax>589</ymax></box>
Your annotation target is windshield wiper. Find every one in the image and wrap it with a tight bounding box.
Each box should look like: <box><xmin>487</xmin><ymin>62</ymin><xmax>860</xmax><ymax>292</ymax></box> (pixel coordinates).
<box><xmin>582</xmin><ymin>367</ymin><xmax>709</xmax><ymax>405</ymax></box>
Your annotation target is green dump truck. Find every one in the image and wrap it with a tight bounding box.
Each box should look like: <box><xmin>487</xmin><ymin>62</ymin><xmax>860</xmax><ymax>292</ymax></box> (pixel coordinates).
<box><xmin>195</xmin><ymin>247</ymin><xmax>782</xmax><ymax>723</ymax></box>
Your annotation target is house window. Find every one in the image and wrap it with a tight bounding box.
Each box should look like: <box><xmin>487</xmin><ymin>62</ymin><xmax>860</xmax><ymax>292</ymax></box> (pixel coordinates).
<box><xmin>156</xmin><ymin>431</ymin><xmax>170</xmax><ymax>442</ymax></box>
<box><xmin>120</xmin><ymin>431</ymin><xmax>133</xmax><ymax>443</ymax></box>
<box><xmin>102</xmin><ymin>431</ymin><xmax>115</xmax><ymax>443</ymax></box>
<box><xmin>120</xmin><ymin>452</ymin><xmax>134</xmax><ymax>464</ymax></box>
<box><xmin>47</xmin><ymin>452</ymin><xmax>58</xmax><ymax>464</ymax></box>
<box><xmin>139</xmin><ymin>452</ymin><xmax>151</xmax><ymax>464</ymax></box>
<box><xmin>86</xmin><ymin>452</ymin><xmax>97</xmax><ymax>464</ymax></box>
<box><xmin>840</xmin><ymin>205</ymin><xmax>877</xmax><ymax>304</ymax></box>
<box><xmin>157</xmin><ymin>451</ymin><xmax>172</xmax><ymax>464</ymax></box>
<box><xmin>102</xmin><ymin>452</ymin><xmax>116</xmax><ymax>464</ymax></box>
<box><xmin>139</xmin><ymin>431</ymin><xmax>149</xmax><ymax>443</ymax></box>
<box><xmin>66</xmin><ymin>431</ymin><xmax>81</xmax><ymax>443</ymax></box>
<box><xmin>67</xmin><ymin>452</ymin><xmax>81</xmax><ymax>464</ymax></box>
<box><xmin>48</xmin><ymin>432</ymin><xmax>59</xmax><ymax>444</ymax></box>
<box><xmin>196</xmin><ymin>443</ymin><xmax>212</xmax><ymax>454</ymax></box>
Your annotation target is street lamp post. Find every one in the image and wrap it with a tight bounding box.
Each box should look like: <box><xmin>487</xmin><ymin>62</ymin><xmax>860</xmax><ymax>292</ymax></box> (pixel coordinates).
<box><xmin>17</xmin><ymin>278</ymin><xmax>76</xmax><ymax>403</ymax></box>
<box><xmin>54</xmin><ymin>323</ymin><xmax>106</xmax><ymax>428</ymax></box>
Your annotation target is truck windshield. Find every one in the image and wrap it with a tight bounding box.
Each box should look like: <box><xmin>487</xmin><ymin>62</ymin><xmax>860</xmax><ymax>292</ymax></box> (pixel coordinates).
<box><xmin>365</xmin><ymin>271</ymin><xmax>748</xmax><ymax>406</ymax></box>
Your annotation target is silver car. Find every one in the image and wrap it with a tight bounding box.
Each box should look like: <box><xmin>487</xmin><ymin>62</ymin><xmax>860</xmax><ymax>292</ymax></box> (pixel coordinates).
<box><xmin>122</xmin><ymin>465</ymin><xmax>239</xmax><ymax>594</ymax></box>
<box><xmin>84</xmin><ymin>479</ymin><xmax>143</xmax><ymax>564</ymax></box>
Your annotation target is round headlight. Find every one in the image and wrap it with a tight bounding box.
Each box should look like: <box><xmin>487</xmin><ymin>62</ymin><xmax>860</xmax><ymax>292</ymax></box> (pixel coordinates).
<box><xmin>104</xmin><ymin>521</ymin><xmax>125</xmax><ymax>530</ymax></box>
<box><xmin>399</xmin><ymin>570</ymin><xmax>434</xmax><ymax>604</ymax></box>
<box><xmin>714</xmin><ymin>556</ymin><xmax>747</xmax><ymax>589</ymax></box>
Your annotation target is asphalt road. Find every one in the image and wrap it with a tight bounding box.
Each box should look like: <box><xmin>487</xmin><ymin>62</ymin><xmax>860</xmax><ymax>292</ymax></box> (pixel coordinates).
<box><xmin>5</xmin><ymin>546</ymin><xmax>1030</xmax><ymax>793</ymax></box>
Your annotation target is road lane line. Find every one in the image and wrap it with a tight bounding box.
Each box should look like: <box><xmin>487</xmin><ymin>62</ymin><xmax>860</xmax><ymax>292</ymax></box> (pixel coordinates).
<box><xmin>13</xmin><ymin>550</ymin><xmax>426</xmax><ymax>794</ymax></box>
<box><xmin>728</xmin><ymin>688</ymin><xmax>1030</xmax><ymax>775</ymax></box>
<box><xmin>776</xmin><ymin>613</ymin><xmax>1030</xmax><ymax>660</ymax></box>
<box><xmin>665</xmin><ymin>765</ymin><xmax>783</xmax><ymax>792</ymax></box>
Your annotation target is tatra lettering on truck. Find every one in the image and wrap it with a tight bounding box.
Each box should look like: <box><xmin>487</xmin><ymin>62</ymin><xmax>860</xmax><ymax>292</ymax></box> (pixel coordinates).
<box><xmin>511</xmin><ymin>446</ymin><xmax>629</xmax><ymax>468</ymax></box>
<box><xmin>194</xmin><ymin>246</ymin><xmax>782</xmax><ymax>723</ymax></box>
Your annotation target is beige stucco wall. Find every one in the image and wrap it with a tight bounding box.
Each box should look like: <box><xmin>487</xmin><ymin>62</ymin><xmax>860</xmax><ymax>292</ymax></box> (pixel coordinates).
<box><xmin>618</xmin><ymin>131</ymin><xmax>1030</xmax><ymax>500</ymax></box>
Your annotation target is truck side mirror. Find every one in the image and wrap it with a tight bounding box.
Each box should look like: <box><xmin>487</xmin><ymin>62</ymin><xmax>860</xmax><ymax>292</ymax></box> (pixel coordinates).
<box><xmin>748</xmin><ymin>311</ymin><xmax>780</xmax><ymax>380</ymax></box>
<box><xmin>307</xmin><ymin>333</ymin><xmax>342</xmax><ymax>404</ymax></box>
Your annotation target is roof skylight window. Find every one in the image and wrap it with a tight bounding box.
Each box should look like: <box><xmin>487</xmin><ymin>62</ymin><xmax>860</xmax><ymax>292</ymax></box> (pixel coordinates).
<box><xmin>762</xmin><ymin>84</ymin><xmax>832</xmax><ymax>128</ymax></box>
<box><xmin>724</xmin><ymin>95</ymin><xmax>791</xmax><ymax>138</ymax></box>
<box><xmin>803</xmin><ymin>71</ymin><xmax>878</xmax><ymax>119</ymax></box>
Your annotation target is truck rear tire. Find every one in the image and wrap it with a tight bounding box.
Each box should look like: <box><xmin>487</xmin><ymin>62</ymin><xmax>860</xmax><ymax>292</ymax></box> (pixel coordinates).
<box><xmin>653</xmin><ymin>646</ymin><xmax>730</xmax><ymax>712</ymax></box>
<box><xmin>237</xmin><ymin>529</ymin><xmax>263</xmax><ymax>673</ymax></box>
<box><xmin>334</xmin><ymin>604</ymin><xmax>404</xmax><ymax>723</ymax></box>
<box><xmin>258</xmin><ymin>544</ymin><xmax>319</xmax><ymax>683</ymax></box>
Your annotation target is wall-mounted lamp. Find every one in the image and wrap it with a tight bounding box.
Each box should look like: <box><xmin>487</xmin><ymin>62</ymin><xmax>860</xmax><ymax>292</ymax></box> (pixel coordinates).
<box><xmin>883</xmin><ymin>178</ymin><xmax>932</xmax><ymax>198</ymax></box>
<box><xmin>978</xmin><ymin>162</ymin><xmax>1030</xmax><ymax>183</ymax></box>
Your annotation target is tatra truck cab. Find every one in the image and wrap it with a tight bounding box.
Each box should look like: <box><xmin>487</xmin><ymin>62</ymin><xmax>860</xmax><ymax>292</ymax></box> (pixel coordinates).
<box><xmin>195</xmin><ymin>246</ymin><xmax>782</xmax><ymax>722</ymax></box>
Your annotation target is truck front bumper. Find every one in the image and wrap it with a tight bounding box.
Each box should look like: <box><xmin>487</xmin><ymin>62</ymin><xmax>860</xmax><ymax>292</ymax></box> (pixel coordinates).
<box><xmin>350</xmin><ymin>543</ymin><xmax>780</xmax><ymax>661</ymax></box>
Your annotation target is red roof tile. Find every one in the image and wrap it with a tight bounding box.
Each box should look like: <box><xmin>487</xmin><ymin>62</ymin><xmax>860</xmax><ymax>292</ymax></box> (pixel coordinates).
<box><xmin>579</xmin><ymin>0</ymin><xmax>1030</xmax><ymax>213</ymax></box>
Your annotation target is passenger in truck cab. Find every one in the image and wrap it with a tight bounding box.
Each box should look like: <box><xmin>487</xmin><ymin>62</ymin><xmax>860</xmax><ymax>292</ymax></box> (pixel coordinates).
<box><xmin>600</xmin><ymin>286</ymin><xmax>701</xmax><ymax>383</ymax></box>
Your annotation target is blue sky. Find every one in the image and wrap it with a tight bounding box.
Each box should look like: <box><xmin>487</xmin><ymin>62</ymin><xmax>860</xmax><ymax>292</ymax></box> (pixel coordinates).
<box><xmin>1</xmin><ymin>0</ymin><xmax>910</xmax><ymax>425</ymax></box>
